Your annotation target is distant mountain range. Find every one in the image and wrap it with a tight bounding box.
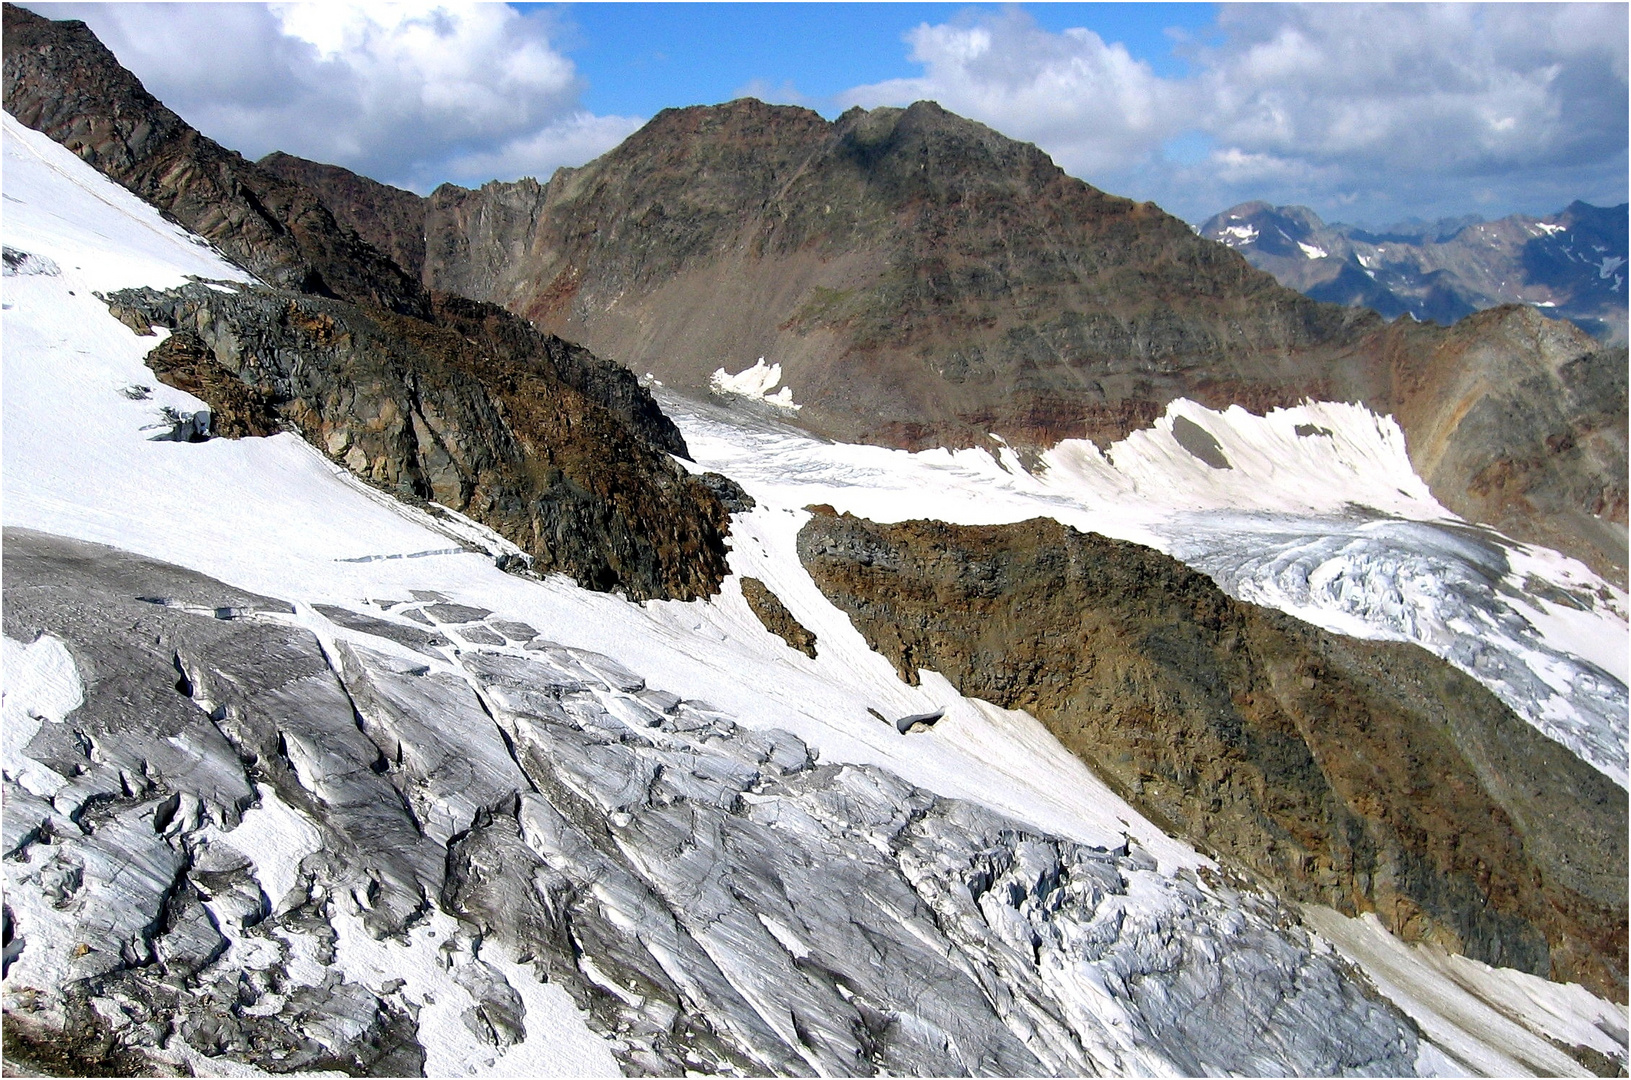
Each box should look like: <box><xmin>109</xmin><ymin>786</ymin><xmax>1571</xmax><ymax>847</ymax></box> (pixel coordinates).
<box><xmin>1200</xmin><ymin>201</ymin><xmax>1629</xmax><ymax>342</ymax></box>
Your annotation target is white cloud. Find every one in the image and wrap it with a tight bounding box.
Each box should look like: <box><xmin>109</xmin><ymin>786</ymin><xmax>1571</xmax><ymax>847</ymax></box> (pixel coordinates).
<box><xmin>437</xmin><ymin>112</ymin><xmax>645</xmax><ymax>190</ymax></box>
<box><xmin>838</xmin><ymin>4</ymin><xmax>1627</xmax><ymax>225</ymax></box>
<box><xmin>23</xmin><ymin>2</ymin><xmax>636</xmax><ymax>192</ymax></box>
<box><xmin>841</xmin><ymin>9</ymin><xmax>1190</xmax><ymax>176</ymax></box>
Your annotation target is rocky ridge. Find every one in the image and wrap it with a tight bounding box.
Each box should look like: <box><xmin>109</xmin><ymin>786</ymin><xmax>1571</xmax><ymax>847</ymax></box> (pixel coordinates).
<box><xmin>5</xmin><ymin>3</ymin><xmax>747</xmax><ymax>605</ymax></box>
<box><xmin>5</xmin><ymin>5</ymin><xmax>1624</xmax><ymax>584</ymax></box>
<box><xmin>796</xmin><ymin>509</ymin><xmax>1629</xmax><ymax>1004</ymax></box>
<box><xmin>261</xmin><ymin>151</ymin><xmax>430</xmax><ymax>286</ymax></box>
<box><xmin>278</xmin><ymin>99</ymin><xmax>1628</xmax><ymax>585</ymax></box>
<box><xmin>3</xmin><ymin>529</ymin><xmax>1428</xmax><ymax>1077</ymax></box>
<box><xmin>1</xmin><ymin>3</ymin><xmax>424</xmax><ymax>315</ymax></box>
<box><xmin>420</xmin><ymin>99</ymin><xmax>1376</xmax><ymax>453</ymax></box>
<box><xmin>106</xmin><ymin>281</ymin><xmax>734</xmax><ymax>603</ymax></box>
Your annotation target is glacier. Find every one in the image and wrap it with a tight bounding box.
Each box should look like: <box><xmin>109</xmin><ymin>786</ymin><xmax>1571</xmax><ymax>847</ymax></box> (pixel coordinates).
<box><xmin>2</xmin><ymin>111</ymin><xmax>1626</xmax><ymax>1077</ymax></box>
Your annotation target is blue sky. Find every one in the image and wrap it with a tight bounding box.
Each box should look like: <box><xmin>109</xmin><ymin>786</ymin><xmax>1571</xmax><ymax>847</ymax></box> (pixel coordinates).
<box><xmin>25</xmin><ymin>3</ymin><xmax>1629</xmax><ymax>228</ymax></box>
<box><xmin>558</xmin><ymin>4</ymin><xmax>1217</xmax><ymax>116</ymax></box>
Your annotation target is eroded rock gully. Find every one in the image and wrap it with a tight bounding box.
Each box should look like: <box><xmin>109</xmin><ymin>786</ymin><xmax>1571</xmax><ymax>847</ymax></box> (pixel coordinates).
<box><xmin>107</xmin><ymin>282</ymin><xmax>733</xmax><ymax>603</ymax></box>
<box><xmin>796</xmin><ymin>509</ymin><xmax>1630</xmax><ymax>1003</ymax></box>
<box><xmin>4</xmin><ymin>529</ymin><xmax>1426</xmax><ymax>1077</ymax></box>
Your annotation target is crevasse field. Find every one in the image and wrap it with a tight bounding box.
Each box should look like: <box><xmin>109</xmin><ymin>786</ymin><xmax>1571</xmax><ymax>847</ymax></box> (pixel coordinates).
<box><xmin>3</xmin><ymin>113</ymin><xmax>1626</xmax><ymax>1076</ymax></box>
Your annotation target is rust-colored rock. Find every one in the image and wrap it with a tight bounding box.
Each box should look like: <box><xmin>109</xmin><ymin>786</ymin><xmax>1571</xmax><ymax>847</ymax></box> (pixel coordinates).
<box><xmin>739</xmin><ymin>577</ymin><xmax>817</xmax><ymax>657</ymax></box>
<box><xmin>260</xmin><ymin>151</ymin><xmax>428</xmax><ymax>284</ymax></box>
<box><xmin>415</xmin><ymin>99</ymin><xmax>1631</xmax><ymax>583</ymax></box>
<box><xmin>797</xmin><ymin>508</ymin><xmax>1629</xmax><ymax>1002</ymax></box>
<box><xmin>144</xmin><ymin>330</ymin><xmax>281</xmax><ymax>439</ymax></box>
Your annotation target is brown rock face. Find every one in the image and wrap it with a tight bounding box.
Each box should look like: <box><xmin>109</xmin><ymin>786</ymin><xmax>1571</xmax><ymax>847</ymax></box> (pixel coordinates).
<box><xmin>13</xmin><ymin>5</ymin><xmax>1619</xmax><ymax>584</ymax></box>
<box><xmin>113</xmin><ymin>283</ymin><xmax>734</xmax><ymax>602</ymax></box>
<box><xmin>1</xmin><ymin>3</ymin><xmax>424</xmax><ymax>315</ymax></box>
<box><xmin>260</xmin><ymin>151</ymin><xmax>429</xmax><ymax>283</ymax></box>
<box><xmin>421</xmin><ymin>99</ymin><xmax>1382</xmax><ymax>453</ymax></box>
<box><xmin>142</xmin><ymin>330</ymin><xmax>282</xmax><ymax>438</ymax></box>
<box><xmin>406</xmin><ymin>99</ymin><xmax>1627</xmax><ymax>582</ymax></box>
<box><xmin>1382</xmin><ymin>305</ymin><xmax>1628</xmax><ymax>579</ymax></box>
<box><xmin>797</xmin><ymin>509</ymin><xmax>1629</xmax><ymax>1002</ymax></box>
<box><xmin>739</xmin><ymin>577</ymin><xmax>817</xmax><ymax>657</ymax></box>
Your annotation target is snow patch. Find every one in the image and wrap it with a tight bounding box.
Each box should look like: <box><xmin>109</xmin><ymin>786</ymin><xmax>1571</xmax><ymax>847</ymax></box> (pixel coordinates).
<box><xmin>709</xmin><ymin>357</ymin><xmax>801</xmax><ymax>410</ymax></box>
<box><xmin>1298</xmin><ymin>241</ymin><xmax>1329</xmax><ymax>259</ymax></box>
<box><xmin>328</xmin><ymin>909</ymin><xmax>620</xmax><ymax>1077</ymax></box>
<box><xmin>1</xmin><ymin>115</ymin><xmax>253</xmax><ymax>291</ymax></box>
<box><xmin>1219</xmin><ymin>223</ymin><xmax>1258</xmax><ymax>245</ymax></box>
<box><xmin>1</xmin><ymin>634</ymin><xmax>85</xmax><ymax>798</ymax></box>
<box><xmin>1304</xmin><ymin>907</ymin><xmax>1626</xmax><ymax>1078</ymax></box>
<box><xmin>202</xmin><ymin>783</ymin><xmax>325</xmax><ymax>912</ymax></box>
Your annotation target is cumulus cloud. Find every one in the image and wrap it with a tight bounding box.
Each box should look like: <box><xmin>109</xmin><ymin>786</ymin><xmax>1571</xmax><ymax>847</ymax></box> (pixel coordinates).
<box><xmin>841</xmin><ymin>3</ymin><xmax>1628</xmax><ymax>225</ymax></box>
<box><xmin>841</xmin><ymin>9</ymin><xmax>1190</xmax><ymax>176</ymax></box>
<box><xmin>24</xmin><ymin>2</ymin><xmax>641</xmax><ymax>191</ymax></box>
<box><xmin>439</xmin><ymin>112</ymin><xmax>646</xmax><ymax>190</ymax></box>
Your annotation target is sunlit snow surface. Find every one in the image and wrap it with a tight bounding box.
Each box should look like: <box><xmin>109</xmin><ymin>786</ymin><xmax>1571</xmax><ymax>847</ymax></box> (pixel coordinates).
<box><xmin>3</xmin><ymin>112</ymin><xmax>1626</xmax><ymax>1075</ymax></box>
<box><xmin>665</xmin><ymin>392</ymin><xmax>1630</xmax><ymax>788</ymax></box>
<box><xmin>709</xmin><ymin>355</ymin><xmax>802</xmax><ymax>410</ymax></box>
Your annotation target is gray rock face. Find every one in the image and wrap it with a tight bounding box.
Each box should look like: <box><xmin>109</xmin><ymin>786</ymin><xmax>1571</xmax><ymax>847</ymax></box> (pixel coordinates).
<box><xmin>3</xmin><ymin>528</ymin><xmax>1422</xmax><ymax>1076</ymax></box>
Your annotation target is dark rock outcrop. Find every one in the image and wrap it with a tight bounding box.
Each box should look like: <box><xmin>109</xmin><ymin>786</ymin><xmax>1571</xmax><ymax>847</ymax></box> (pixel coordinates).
<box><xmin>739</xmin><ymin>576</ymin><xmax>817</xmax><ymax>657</ymax></box>
<box><xmin>1</xmin><ymin>3</ymin><xmax>425</xmax><ymax>315</ymax></box>
<box><xmin>8</xmin><ymin>5</ymin><xmax>1624</xmax><ymax>581</ymax></box>
<box><xmin>109</xmin><ymin>282</ymin><xmax>729</xmax><ymax>602</ymax></box>
<box><xmin>797</xmin><ymin>508</ymin><xmax>1630</xmax><ymax>1003</ymax></box>
<box><xmin>142</xmin><ymin>330</ymin><xmax>282</xmax><ymax>439</ymax></box>
<box><xmin>260</xmin><ymin>150</ymin><xmax>429</xmax><ymax>283</ymax></box>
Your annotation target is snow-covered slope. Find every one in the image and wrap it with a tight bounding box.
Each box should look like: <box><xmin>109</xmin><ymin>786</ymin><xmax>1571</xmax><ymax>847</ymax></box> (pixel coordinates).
<box><xmin>668</xmin><ymin>391</ymin><xmax>1628</xmax><ymax>789</ymax></box>
<box><xmin>3</xmin><ymin>112</ymin><xmax>1625</xmax><ymax>1076</ymax></box>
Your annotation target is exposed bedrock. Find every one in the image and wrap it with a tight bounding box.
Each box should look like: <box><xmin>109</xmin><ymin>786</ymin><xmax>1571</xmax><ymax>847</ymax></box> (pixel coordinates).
<box><xmin>106</xmin><ymin>282</ymin><xmax>733</xmax><ymax>603</ymax></box>
<box><xmin>1381</xmin><ymin>305</ymin><xmax>1628</xmax><ymax>582</ymax></box>
<box><xmin>8</xmin><ymin>0</ymin><xmax>1624</xmax><ymax>582</ymax></box>
<box><xmin>3</xmin><ymin>528</ymin><xmax>1424</xmax><ymax>1077</ymax></box>
<box><xmin>796</xmin><ymin>509</ymin><xmax>1630</xmax><ymax>1002</ymax></box>
<box><xmin>404</xmin><ymin>98</ymin><xmax>1630</xmax><ymax>582</ymax></box>
<box><xmin>739</xmin><ymin>576</ymin><xmax>819</xmax><ymax>657</ymax></box>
